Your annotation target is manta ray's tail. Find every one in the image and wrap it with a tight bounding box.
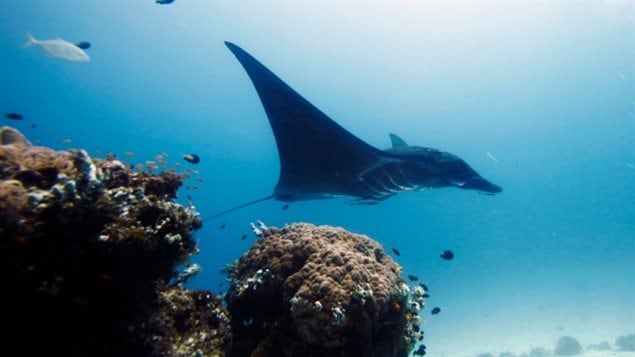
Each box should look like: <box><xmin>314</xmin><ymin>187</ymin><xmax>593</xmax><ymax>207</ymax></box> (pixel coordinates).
<box><xmin>203</xmin><ymin>194</ymin><xmax>275</xmax><ymax>222</ymax></box>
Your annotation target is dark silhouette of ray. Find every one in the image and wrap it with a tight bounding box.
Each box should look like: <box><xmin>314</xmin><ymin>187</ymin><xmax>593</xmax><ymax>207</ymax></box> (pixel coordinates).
<box><xmin>204</xmin><ymin>42</ymin><xmax>501</xmax><ymax>221</ymax></box>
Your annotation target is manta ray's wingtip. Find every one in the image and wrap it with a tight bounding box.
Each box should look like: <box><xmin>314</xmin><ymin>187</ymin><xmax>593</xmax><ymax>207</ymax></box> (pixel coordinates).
<box><xmin>224</xmin><ymin>41</ymin><xmax>240</xmax><ymax>52</ymax></box>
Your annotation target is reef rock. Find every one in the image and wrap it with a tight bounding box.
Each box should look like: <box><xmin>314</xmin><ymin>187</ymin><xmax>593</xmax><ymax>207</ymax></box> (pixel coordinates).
<box><xmin>554</xmin><ymin>336</ymin><xmax>583</xmax><ymax>355</ymax></box>
<box><xmin>142</xmin><ymin>286</ymin><xmax>232</xmax><ymax>356</ymax></box>
<box><xmin>616</xmin><ymin>333</ymin><xmax>635</xmax><ymax>351</ymax></box>
<box><xmin>0</xmin><ymin>127</ymin><xmax>229</xmax><ymax>355</ymax></box>
<box><xmin>226</xmin><ymin>223</ymin><xmax>423</xmax><ymax>356</ymax></box>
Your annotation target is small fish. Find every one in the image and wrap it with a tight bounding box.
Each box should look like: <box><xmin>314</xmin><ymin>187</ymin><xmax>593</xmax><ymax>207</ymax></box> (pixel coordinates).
<box><xmin>250</xmin><ymin>222</ymin><xmax>263</xmax><ymax>236</ymax></box>
<box><xmin>75</xmin><ymin>41</ymin><xmax>91</xmax><ymax>50</ymax></box>
<box><xmin>408</xmin><ymin>274</ymin><xmax>418</xmax><ymax>282</ymax></box>
<box><xmin>440</xmin><ymin>250</ymin><xmax>454</xmax><ymax>260</ymax></box>
<box><xmin>430</xmin><ymin>307</ymin><xmax>441</xmax><ymax>315</ymax></box>
<box><xmin>124</xmin><ymin>151</ymin><xmax>135</xmax><ymax>158</ymax></box>
<box><xmin>4</xmin><ymin>113</ymin><xmax>23</xmax><ymax>120</ymax></box>
<box><xmin>61</xmin><ymin>138</ymin><xmax>72</xmax><ymax>145</ymax></box>
<box><xmin>392</xmin><ymin>248</ymin><xmax>401</xmax><ymax>256</ymax></box>
<box><xmin>282</xmin><ymin>204</ymin><xmax>289</xmax><ymax>210</ymax></box>
<box><xmin>27</xmin><ymin>123</ymin><xmax>37</xmax><ymax>129</ymax></box>
<box><xmin>197</xmin><ymin>177</ymin><xmax>205</xmax><ymax>182</ymax></box>
<box><xmin>422</xmin><ymin>293</ymin><xmax>430</xmax><ymax>298</ymax></box>
<box><xmin>145</xmin><ymin>160</ymin><xmax>158</xmax><ymax>171</ymax></box>
<box><xmin>155</xmin><ymin>153</ymin><xmax>168</xmax><ymax>167</ymax></box>
<box><xmin>220</xmin><ymin>222</ymin><xmax>226</xmax><ymax>230</ymax></box>
<box><xmin>240</xmin><ymin>233</ymin><xmax>247</xmax><ymax>240</ymax></box>
<box><xmin>156</xmin><ymin>0</ymin><xmax>174</xmax><ymax>4</ymax></box>
<box><xmin>23</xmin><ymin>33</ymin><xmax>89</xmax><ymax>62</ymax></box>
<box><xmin>418</xmin><ymin>282</ymin><xmax>429</xmax><ymax>292</ymax></box>
<box><xmin>413</xmin><ymin>344</ymin><xmax>426</xmax><ymax>356</ymax></box>
<box><xmin>183</xmin><ymin>153</ymin><xmax>200</xmax><ymax>164</ymax></box>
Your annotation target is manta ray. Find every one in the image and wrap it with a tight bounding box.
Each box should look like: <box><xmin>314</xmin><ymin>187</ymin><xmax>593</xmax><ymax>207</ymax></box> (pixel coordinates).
<box><xmin>206</xmin><ymin>42</ymin><xmax>502</xmax><ymax>220</ymax></box>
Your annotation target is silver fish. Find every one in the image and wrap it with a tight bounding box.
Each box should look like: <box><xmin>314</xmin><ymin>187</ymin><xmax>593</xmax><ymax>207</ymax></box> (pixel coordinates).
<box><xmin>23</xmin><ymin>33</ymin><xmax>89</xmax><ymax>62</ymax></box>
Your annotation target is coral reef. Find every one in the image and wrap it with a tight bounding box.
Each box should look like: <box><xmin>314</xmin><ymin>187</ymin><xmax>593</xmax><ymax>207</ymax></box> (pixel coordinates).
<box><xmin>225</xmin><ymin>223</ymin><xmax>423</xmax><ymax>357</ymax></box>
<box><xmin>616</xmin><ymin>333</ymin><xmax>635</xmax><ymax>351</ymax></box>
<box><xmin>141</xmin><ymin>286</ymin><xmax>232</xmax><ymax>356</ymax></box>
<box><xmin>0</xmin><ymin>127</ymin><xmax>228</xmax><ymax>355</ymax></box>
<box><xmin>554</xmin><ymin>336</ymin><xmax>583</xmax><ymax>355</ymax></box>
<box><xmin>1</xmin><ymin>127</ymin><xmax>433</xmax><ymax>356</ymax></box>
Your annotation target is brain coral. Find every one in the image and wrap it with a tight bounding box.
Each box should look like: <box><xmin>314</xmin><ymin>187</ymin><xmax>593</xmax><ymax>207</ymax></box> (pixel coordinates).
<box><xmin>226</xmin><ymin>223</ymin><xmax>423</xmax><ymax>356</ymax></box>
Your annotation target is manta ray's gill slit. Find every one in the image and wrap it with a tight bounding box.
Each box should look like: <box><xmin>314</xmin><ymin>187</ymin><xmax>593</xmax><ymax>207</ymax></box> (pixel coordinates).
<box><xmin>356</xmin><ymin>173</ymin><xmax>389</xmax><ymax>199</ymax></box>
<box><xmin>395</xmin><ymin>163</ymin><xmax>417</xmax><ymax>190</ymax></box>
<box><xmin>383</xmin><ymin>167</ymin><xmax>414</xmax><ymax>192</ymax></box>
<box><xmin>369</xmin><ymin>163</ymin><xmax>415</xmax><ymax>194</ymax></box>
<box><xmin>366</xmin><ymin>173</ymin><xmax>396</xmax><ymax>197</ymax></box>
<box><xmin>371</xmin><ymin>170</ymin><xmax>400</xmax><ymax>194</ymax></box>
<box><xmin>359</xmin><ymin>178</ymin><xmax>384</xmax><ymax>198</ymax></box>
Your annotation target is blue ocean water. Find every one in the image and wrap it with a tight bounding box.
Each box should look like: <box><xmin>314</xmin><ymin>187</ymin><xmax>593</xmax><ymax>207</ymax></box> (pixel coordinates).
<box><xmin>1</xmin><ymin>2</ymin><xmax>633</xmax><ymax>355</ymax></box>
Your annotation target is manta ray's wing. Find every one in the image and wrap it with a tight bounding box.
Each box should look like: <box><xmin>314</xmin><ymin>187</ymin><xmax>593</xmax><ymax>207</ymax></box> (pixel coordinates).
<box><xmin>225</xmin><ymin>42</ymin><xmax>388</xmax><ymax>201</ymax></box>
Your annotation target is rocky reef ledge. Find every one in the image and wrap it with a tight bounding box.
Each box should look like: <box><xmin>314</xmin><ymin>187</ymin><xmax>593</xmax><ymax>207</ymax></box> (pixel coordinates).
<box><xmin>0</xmin><ymin>126</ymin><xmax>230</xmax><ymax>356</ymax></box>
<box><xmin>1</xmin><ymin>127</ymin><xmax>424</xmax><ymax>356</ymax></box>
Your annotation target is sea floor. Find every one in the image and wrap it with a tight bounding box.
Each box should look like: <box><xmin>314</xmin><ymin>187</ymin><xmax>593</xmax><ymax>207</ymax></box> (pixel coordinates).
<box><xmin>420</xmin><ymin>262</ymin><xmax>635</xmax><ymax>357</ymax></box>
<box><xmin>425</xmin><ymin>299</ymin><xmax>634</xmax><ymax>357</ymax></box>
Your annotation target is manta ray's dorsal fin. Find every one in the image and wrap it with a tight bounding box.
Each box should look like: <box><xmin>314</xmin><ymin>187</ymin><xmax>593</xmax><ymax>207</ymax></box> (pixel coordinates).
<box><xmin>389</xmin><ymin>133</ymin><xmax>408</xmax><ymax>148</ymax></box>
<box><xmin>225</xmin><ymin>42</ymin><xmax>385</xmax><ymax>198</ymax></box>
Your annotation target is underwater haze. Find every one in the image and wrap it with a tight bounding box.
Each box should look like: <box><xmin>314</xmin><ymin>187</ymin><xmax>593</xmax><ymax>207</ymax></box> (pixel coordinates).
<box><xmin>1</xmin><ymin>1</ymin><xmax>633</xmax><ymax>356</ymax></box>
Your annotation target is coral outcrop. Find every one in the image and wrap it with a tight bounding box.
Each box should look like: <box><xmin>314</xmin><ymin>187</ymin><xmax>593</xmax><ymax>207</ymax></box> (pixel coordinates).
<box><xmin>554</xmin><ymin>336</ymin><xmax>583</xmax><ymax>355</ymax></box>
<box><xmin>616</xmin><ymin>333</ymin><xmax>635</xmax><ymax>351</ymax></box>
<box><xmin>225</xmin><ymin>223</ymin><xmax>424</xmax><ymax>356</ymax></box>
<box><xmin>0</xmin><ymin>127</ymin><xmax>229</xmax><ymax>356</ymax></box>
<box><xmin>142</xmin><ymin>286</ymin><xmax>232</xmax><ymax>356</ymax></box>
